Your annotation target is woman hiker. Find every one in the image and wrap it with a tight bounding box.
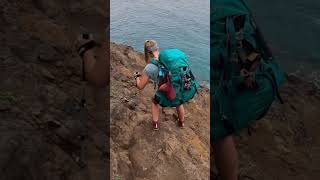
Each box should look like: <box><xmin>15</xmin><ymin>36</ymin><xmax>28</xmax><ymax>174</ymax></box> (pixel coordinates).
<box><xmin>135</xmin><ymin>40</ymin><xmax>199</xmax><ymax>130</ymax></box>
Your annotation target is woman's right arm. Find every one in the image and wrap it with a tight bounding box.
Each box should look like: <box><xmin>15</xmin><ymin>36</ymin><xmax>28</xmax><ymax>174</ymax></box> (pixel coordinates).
<box><xmin>77</xmin><ymin>34</ymin><xmax>108</xmax><ymax>88</ymax></box>
<box><xmin>136</xmin><ymin>47</ymin><xmax>159</xmax><ymax>90</ymax></box>
<box><xmin>136</xmin><ymin>62</ymin><xmax>159</xmax><ymax>90</ymax></box>
<box><xmin>136</xmin><ymin>72</ymin><xmax>149</xmax><ymax>90</ymax></box>
<box><xmin>82</xmin><ymin>43</ymin><xmax>109</xmax><ymax>88</ymax></box>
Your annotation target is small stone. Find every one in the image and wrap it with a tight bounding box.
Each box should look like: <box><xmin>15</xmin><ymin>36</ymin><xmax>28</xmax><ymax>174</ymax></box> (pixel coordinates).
<box><xmin>66</xmin><ymin>70</ymin><xmax>73</xmax><ymax>76</ymax></box>
<box><xmin>127</xmin><ymin>100</ymin><xmax>137</xmax><ymax>110</ymax></box>
<box><xmin>46</xmin><ymin>120</ymin><xmax>61</xmax><ymax>129</ymax></box>
<box><xmin>123</xmin><ymin>98</ymin><xmax>129</xmax><ymax>102</ymax></box>
<box><xmin>40</xmin><ymin>68</ymin><xmax>55</xmax><ymax>80</ymax></box>
<box><xmin>0</xmin><ymin>105</ymin><xmax>10</xmax><ymax>112</ymax></box>
<box><xmin>188</xmin><ymin>146</ymin><xmax>199</xmax><ymax>159</ymax></box>
<box><xmin>75</xmin><ymin>156</ymin><xmax>80</xmax><ymax>163</ymax></box>
<box><xmin>0</xmin><ymin>100</ymin><xmax>11</xmax><ymax>112</ymax></box>
<box><xmin>55</xmin><ymin>61</ymin><xmax>63</xmax><ymax>67</ymax></box>
<box><xmin>31</xmin><ymin>109</ymin><xmax>41</xmax><ymax>116</ymax></box>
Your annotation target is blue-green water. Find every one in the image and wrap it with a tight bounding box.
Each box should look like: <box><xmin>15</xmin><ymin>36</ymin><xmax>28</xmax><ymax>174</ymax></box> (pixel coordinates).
<box><xmin>111</xmin><ymin>0</ymin><xmax>210</xmax><ymax>82</ymax></box>
<box><xmin>111</xmin><ymin>0</ymin><xmax>320</xmax><ymax>86</ymax></box>
<box><xmin>246</xmin><ymin>0</ymin><xmax>320</xmax><ymax>85</ymax></box>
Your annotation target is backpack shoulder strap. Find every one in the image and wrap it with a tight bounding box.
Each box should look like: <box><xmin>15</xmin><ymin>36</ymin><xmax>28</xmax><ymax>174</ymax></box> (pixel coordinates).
<box><xmin>149</xmin><ymin>59</ymin><xmax>160</xmax><ymax>89</ymax></box>
<box><xmin>222</xmin><ymin>16</ymin><xmax>237</xmax><ymax>83</ymax></box>
<box><xmin>150</xmin><ymin>59</ymin><xmax>159</xmax><ymax>66</ymax></box>
<box><xmin>226</xmin><ymin>16</ymin><xmax>237</xmax><ymax>54</ymax></box>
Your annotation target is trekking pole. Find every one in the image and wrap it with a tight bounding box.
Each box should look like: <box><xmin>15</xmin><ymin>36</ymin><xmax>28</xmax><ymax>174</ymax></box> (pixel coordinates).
<box><xmin>240</xmin><ymin>0</ymin><xmax>274</xmax><ymax>60</ymax></box>
<box><xmin>80</xmin><ymin>56</ymin><xmax>88</xmax><ymax>167</ymax></box>
<box><xmin>78</xmin><ymin>33</ymin><xmax>90</xmax><ymax>180</ymax></box>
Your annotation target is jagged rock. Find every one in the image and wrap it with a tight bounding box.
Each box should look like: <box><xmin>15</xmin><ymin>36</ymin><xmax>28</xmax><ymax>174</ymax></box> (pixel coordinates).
<box><xmin>127</xmin><ymin>99</ymin><xmax>137</xmax><ymax>110</ymax></box>
<box><xmin>37</xmin><ymin>43</ymin><xmax>64</xmax><ymax>62</ymax></box>
<box><xmin>129</xmin><ymin>141</ymin><xmax>155</xmax><ymax>177</ymax></box>
<box><xmin>32</xmin><ymin>0</ymin><xmax>67</xmax><ymax>17</ymax></box>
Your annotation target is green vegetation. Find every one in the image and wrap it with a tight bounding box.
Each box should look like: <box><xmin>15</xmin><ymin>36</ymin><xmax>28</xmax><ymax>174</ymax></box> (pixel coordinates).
<box><xmin>0</xmin><ymin>91</ymin><xmax>17</xmax><ymax>104</ymax></box>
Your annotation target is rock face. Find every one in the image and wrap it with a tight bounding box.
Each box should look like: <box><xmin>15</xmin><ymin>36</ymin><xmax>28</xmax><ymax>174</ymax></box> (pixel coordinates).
<box><xmin>110</xmin><ymin>43</ymin><xmax>210</xmax><ymax>180</ymax></box>
<box><xmin>231</xmin><ymin>75</ymin><xmax>320</xmax><ymax>180</ymax></box>
<box><xmin>110</xmin><ymin>42</ymin><xmax>320</xmax><ymax>180</ymax></box>
<box><xmin>0</xmin><ymin>0</ymin><xmax>108</xmax><ymax>180</ymax></box>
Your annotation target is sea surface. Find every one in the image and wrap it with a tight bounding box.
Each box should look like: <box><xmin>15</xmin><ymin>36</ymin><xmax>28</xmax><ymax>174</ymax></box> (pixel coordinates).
<box><xmin>111</xmin><ymin>0</ymin><xmax>210</xmax><ymax>83</ymax></box>
<box><xmin>111</xmin><ymin>0</ymin><xmax>320</xmax><ymax>87</ymax></box>
<box><xmin>247</xmin><ymin>0</ymin><xmax>320</xmax><ymax>86</ymax></box>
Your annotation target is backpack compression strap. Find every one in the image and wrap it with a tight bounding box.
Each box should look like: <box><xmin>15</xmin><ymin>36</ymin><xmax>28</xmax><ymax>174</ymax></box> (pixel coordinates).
<box><xmin>235</xmin><ymin>0</ymin><xmax>273</xmax><ymax>60</ymax></box>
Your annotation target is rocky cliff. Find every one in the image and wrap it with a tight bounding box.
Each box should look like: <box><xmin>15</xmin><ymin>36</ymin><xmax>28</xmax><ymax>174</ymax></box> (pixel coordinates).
<box><xmin>0</xmin><ymin>0</ymin><xmax>108</xmax><ymax>179</ymax></box>
<box><xmin>231</xmin><ymin>75</ymin><xmax>320</xmax><ymax>180</ymax></box>
<box><xmin>1</xmin><ymin>0</ymin><xmax>320</xmax><ymax>180</ymax></box>
<box><xmin>110</xmin><ymin>42</ymin><xmax>320</xmax><ymax>180</ymax></box>
<box><xmin>110</xmin><ymin>43</ymin><xmax>210</xmax><ymax>180</ymax></box>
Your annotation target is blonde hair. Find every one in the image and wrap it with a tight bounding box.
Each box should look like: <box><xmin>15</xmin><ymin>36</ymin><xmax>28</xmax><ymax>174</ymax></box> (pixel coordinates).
<box><xmin>144</xmin><ymin>40</ymin><xmax>158</xmax><ymax>63</ymax></box>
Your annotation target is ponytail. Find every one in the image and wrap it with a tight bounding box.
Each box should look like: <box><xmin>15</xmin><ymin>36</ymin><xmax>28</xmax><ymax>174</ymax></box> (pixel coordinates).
<box><xmin>144</xmin><ymin>40</ymin><xmax>150</xmax><ymax>64</ymax></box>
<box><xmin>144</xmin><ymin>40</ymin><xmax>158</xmax><ymax>64</ymax></box>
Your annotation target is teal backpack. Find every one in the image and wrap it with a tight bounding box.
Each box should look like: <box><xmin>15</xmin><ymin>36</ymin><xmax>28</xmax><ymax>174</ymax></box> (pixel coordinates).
<box><xmin>211</xmin><ymin>0</ymin><xmax>285</xmax><ymax>142</ymax></box>
<box><xmin>151</xmin><ymin>49</ymin><xmax>199</xmax><ymax>107</ymax></box>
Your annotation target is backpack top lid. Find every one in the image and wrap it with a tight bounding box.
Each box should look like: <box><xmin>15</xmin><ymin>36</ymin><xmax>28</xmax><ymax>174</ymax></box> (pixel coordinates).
<box><xmin>159</xmin><ymin>49</ymin><xmax>189</xmax><ymax>71</ymax></box>
<box><xmin>212</xmin><ymin>0</ymin><xmax>250</xmax><ymax>21</ymax></box>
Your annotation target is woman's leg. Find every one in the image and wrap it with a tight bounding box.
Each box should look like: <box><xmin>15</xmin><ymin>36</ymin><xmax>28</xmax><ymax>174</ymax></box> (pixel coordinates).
<box><xmin>151</xmin><ymin>99</ymin><xmax>160</xmax><ymax>130</ymax></box>
<box><xmin>214</xmin><ymin>135</ymin><xmax>238</xmax><ymax>180</ymax></box>
<box><xmin>176</xmin><ymin>105</ymin><xmax>185</xmax><ymax>128</ymax></box>
<box><xmin>176</xmin><ymin>105</ymin><xmax>185</xmax><ymax>122</ymax></box>
<box><xmin>151</xmin><ymin>101</ymin><xmax>160</xmax><ymax>122</ymax></box>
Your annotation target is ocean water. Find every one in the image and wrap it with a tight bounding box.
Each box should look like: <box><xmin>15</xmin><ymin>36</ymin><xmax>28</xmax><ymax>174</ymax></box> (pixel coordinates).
<box><xmin>246</xmin><ymin>0</ymin><xmax>320</xmax><ymax>86</ymax></box>
<box><xmin>111</xmin><ymin>0</ymin><xmax>320</xmax><ymax>87</ymax></box>
<box><xmin>111</xmin><ymin>0</ymin><xmax>210</xmax><ymax>82</ymax></box>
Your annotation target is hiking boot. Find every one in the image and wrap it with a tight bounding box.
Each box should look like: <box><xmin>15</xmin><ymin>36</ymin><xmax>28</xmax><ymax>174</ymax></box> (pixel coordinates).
<box><xmin>152</xmin><ymin>121</ymin><xmax>159</xmax><ymax>130</ymax></box>
<box><xmin>178</xmin><ymin>120</ymin><xmax>185</xmax><ymax>128</ymax></box>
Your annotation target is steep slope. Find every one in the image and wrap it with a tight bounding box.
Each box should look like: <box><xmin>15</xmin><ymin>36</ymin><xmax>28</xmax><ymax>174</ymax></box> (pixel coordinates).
<box><xmin>0</xmin><ymin>0</ymin><xmax>108</xmax><ymax>179</ymax></box>
<box><xmin>110</xmin><ymin>43</ymin><xmax>210</xmax><ymax>180</ymax></box>
<box><xmin>110</xmin><ymin>42</ymin><xmax>320</xmax><ymax>180</ymax></box>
